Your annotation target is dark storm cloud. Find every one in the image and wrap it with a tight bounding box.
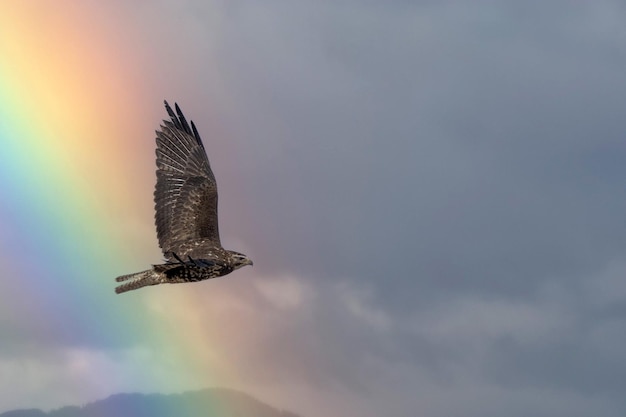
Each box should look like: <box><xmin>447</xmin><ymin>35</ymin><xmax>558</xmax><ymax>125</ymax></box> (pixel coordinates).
<box><xmin>209</xmin><ymin>0</ymin><xmax>626</xmax><ymax>293</ymax></box>
<box><xmin>185</xmin><ymin>1</ymin><xmax>626</xmax><ymax>415</ymax></box>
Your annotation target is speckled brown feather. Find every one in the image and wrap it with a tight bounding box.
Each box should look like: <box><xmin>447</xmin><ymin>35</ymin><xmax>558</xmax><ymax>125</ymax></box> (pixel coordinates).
<box><xmin>154</xmin><ymin>101</ymin><xmax>221</xmax><ymax>260</ymax></box>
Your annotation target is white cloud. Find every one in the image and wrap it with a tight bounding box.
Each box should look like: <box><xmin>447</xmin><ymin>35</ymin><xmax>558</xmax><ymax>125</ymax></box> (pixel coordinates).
<box><xmin>253</xmin><ymin>274</ymin><xmax>311</xmax><ymax>310</ymax></box>
<box><xmin>0</xmin><ymin>346</ymin><xmax>179</xmax><ymax>412</ymax></box>
<box><xmin>411</xmin><ymin>295</ymin><xmax>573</xmax><ymax>347</ymax></box>
<box><xmin>338</xmin><ymin>282</ymin><xmax>392</xmax><ymax>330</ymax></box>
<box><xmin>584</xmin><ymin>258</ymin><xmax>626</xmax><ymax>307</ymax></box>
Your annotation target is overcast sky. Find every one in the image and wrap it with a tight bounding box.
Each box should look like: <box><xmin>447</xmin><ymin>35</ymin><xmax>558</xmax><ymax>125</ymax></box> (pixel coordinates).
<box><xmin>2</xmin><ymin>1</ymin><xmax>626</xmax><ymax>416</ymax></box>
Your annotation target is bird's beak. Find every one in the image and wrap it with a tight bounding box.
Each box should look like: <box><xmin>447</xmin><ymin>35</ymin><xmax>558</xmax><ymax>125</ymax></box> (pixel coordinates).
<box><xmin>246</xmin><ymin>258</ymin><xmax>254</xmax><ymax>267</ymax></box>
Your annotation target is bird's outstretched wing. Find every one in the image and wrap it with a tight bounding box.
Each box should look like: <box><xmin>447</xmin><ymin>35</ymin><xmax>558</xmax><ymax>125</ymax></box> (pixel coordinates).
<box><xmin>154</xmin><ymin>101</ymin><xmax>221</xmax><ymax>260</ymax></box>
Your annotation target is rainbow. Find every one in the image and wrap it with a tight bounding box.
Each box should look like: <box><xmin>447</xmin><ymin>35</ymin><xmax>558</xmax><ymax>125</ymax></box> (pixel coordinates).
<box><xmin>0</xmin><ymin>1</ymin><xmax>260</xmax><ymax>413</ymax></box>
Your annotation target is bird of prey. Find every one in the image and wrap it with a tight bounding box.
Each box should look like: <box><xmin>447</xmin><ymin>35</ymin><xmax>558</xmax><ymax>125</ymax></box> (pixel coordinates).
<box><xmin>115</xmin><ymin>101</ymin><xmax>253</xmax><ymax>294</ymax></box>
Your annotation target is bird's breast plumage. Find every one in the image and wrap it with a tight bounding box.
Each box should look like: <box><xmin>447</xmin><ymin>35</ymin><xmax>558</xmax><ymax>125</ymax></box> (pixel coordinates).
<box><xmin>156</xmin><ymin>260</ymin><xmax>233</xmax><ymax>283</ymax></box>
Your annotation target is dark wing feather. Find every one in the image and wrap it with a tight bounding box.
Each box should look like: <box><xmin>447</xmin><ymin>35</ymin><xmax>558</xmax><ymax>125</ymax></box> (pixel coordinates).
<box><xmin>154</xmin><ymin>101</ymin><xmax>221</xmax><ymax>259</ymax></box>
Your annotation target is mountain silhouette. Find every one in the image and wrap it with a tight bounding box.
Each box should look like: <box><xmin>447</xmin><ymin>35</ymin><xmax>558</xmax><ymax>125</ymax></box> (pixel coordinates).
<box><xmin>1</xmin><ymin>388</ymin><xmax>299</xmax><ymax>417</ymax></box>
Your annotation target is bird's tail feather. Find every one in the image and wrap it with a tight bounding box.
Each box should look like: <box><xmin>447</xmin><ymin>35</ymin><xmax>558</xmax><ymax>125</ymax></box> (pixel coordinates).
<box><xmin>114</xmin><ymin>269</ymin><xmax>163</xmax><ymax>294</ymax></box>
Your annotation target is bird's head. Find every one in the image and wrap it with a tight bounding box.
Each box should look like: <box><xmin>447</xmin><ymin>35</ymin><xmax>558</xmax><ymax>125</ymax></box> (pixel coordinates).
<box><xmin>229</xmin><ymin>251</ymin><xmax>253</xmax><ymax>270</ymax></box>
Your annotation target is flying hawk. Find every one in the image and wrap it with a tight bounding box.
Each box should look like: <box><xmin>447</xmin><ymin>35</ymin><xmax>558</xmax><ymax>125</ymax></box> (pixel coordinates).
<box><xmin>115</xmin><ymin>101</ymin><xmax>253</xmax><ymax>294</ymax></box>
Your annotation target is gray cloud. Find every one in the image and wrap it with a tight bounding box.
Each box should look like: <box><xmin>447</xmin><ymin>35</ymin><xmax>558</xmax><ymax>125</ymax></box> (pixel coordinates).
<box><xmin>205</xmin><ymin>0</ymin><xmax>626</xmax><ymax>291</ymax></box>
<box><xmin>189</xmin><ymin>1</ymin><xmax>626</xmax><ymax>415</ymax></box>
